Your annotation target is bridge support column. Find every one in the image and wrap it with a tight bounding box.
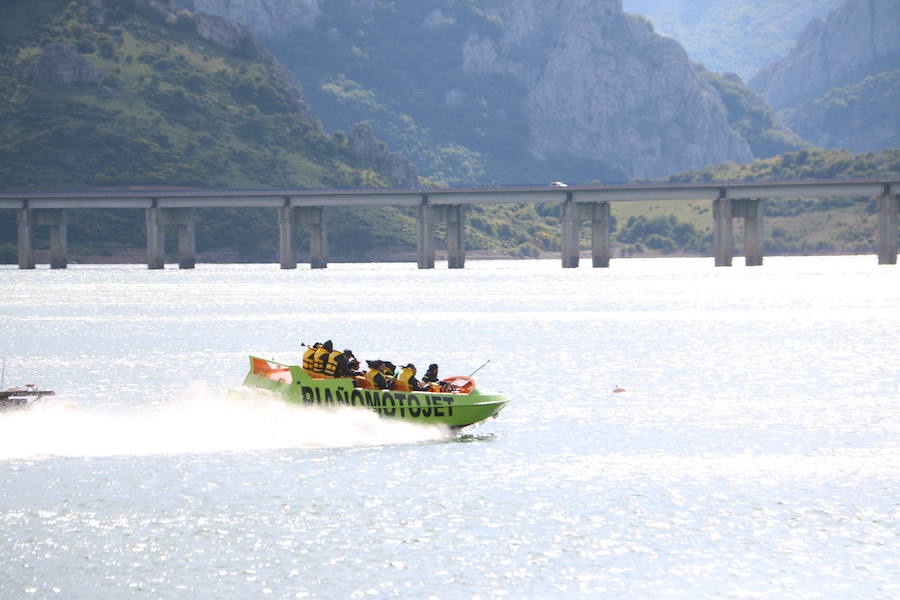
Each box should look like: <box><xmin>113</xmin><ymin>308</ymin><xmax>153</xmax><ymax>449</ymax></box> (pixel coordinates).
<box><xmin>561</xmin><ymin>194</ymin><xmax>579</xmax><ymax>268</ymax></box>
<box><xmin>300</xmin><ymin>206</ymin><xmax>327</xmax><ymax>269</ymax></box>
<box><xmin>876</xmin><ymin>191</ymin><xmax>898</xmax><ymax>265</ymax></box>
<box><xmin>417</xmin><ymin>197</ymin><xmax>435</xmax><ymax>269</ymax></box>
<box><xmin>145</xmin><ymin>206</ymin><xmax>195</xmax><ymax>269</ymax></box>
<box><xmin>590</xmin><ymin>202</ymin><xmax>610</xmax><ymax>268</ymax></box>
<box><xmin>168</xmin><ymin>208</ymin><xmax>196</xmax><ymax>269</ymax></box>
<box><xmin>734</xmin><ymin>198</ymin><xmax>764</xmax><ymax>266</ymax></box>
<box><xmin>145</xmin><ymin>205</ymin><xmax>165</xmax><ymax>269</ymax></box>
<box><xmin>279</xmin><ymin>204</ymin><xmax>298</xmax><ymax>269</ymax></box>
<box><xmin>713</xmin><ymin>196</ymin><xmax>733</xmax><ymax>267</ymax></box>
<box><xmin>446</xmin><ymin>204</ymin><xmax>466</xmax><ymax>269</ymax></box>
<box><xmin>16</xmin><ymin>207</ymin><xmax>34</xmax><ymax>270</ymax></box>
<box><xmin>32</xmin><ymin>209</ymin><xmax>68</xmax><ymax>269</ymax></box>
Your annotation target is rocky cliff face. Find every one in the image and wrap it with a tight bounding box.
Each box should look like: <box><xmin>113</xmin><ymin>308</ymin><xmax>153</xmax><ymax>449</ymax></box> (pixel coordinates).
<box><xmin>194</xmin><ymin>0</ymin><xmax>758</xmax><ymax>180</ymax></box>
<box><xmin>349</xmin><ymin>122</ymin><xmax>418</xmax><ymax>188</ymax></box>
<box><xmin>462</xmin><ymin>0</ymin><xmax>752</xmax><ymax>178</ymax></box>
<box><xmin>623</xmin><ymin>0</ymin><xmax>844</xmax><ymax>81</ymax></box>
<box><xmin>750</xmin><ymin>0</ymin><xmax>900</xmax><ymax>109</ymax></box>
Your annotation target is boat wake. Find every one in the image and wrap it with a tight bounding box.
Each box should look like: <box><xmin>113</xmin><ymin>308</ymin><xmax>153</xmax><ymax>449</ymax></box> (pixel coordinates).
<box><xmin>0</xmin><ymin>384</ymin><xmax>450</xmax><ymax>461</ymax></box>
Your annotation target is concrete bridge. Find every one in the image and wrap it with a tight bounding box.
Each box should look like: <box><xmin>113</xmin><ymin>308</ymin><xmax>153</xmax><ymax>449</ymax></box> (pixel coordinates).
<box><xmin>2</xmin><ymin>179</ymin><xmax>898</xmax><ymax>269</ymax></box>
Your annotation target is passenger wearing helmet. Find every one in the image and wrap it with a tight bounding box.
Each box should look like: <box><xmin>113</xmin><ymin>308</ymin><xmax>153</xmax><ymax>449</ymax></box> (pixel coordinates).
<box><xmin>324</xmin><ymin>349</ymin><xmax>357</xmax><ymax>378</ymax></box>
<box><xmin>422</xmin><ymin>363</ymin><xmax>440</xmax><ymax>383</ymax></box>
<box><xmin>312</xmin><ymin>340</ymin><xmax>333</xmax><ymax>374</ymax></box>
<box><xmin>394</xmin><ymin>364</ymin><xmax>429</xmax><ymax>392</ymax></box>
<box><xmin>364</xmin><ymin>360</ymin><xmax>391</xmax><ymax>390</ymax></box>
<box><xmin>302</xmin><ymin>342</ymin><xmax>321</xmax><ymax>374</ymax></box>
<box><xmin>421</xmin><ymin>363</ymin><xmax>451</xmax><ymax>392</ymax></box>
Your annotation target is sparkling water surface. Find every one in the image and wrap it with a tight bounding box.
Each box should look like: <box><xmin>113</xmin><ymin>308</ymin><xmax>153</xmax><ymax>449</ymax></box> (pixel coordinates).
<box><xmin>1</xmin><ymin>257</ymin><xmax>898</xmax><ymax>598</ymax></box>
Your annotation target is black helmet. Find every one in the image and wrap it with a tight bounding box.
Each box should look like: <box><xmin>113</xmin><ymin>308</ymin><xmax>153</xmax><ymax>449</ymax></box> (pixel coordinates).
<box><xmin>343</xmin><ymin>349</ymin><xmax>354</xmax><ymax>357</ymax></box>
<box><xmin>366</xmin><ymin>359</ymin><xmax>382</xmax><ymax>369</ymax></box>
<box><xmin>427</xmin><ymin>363</ymin><xmax>438</xmax><ymax>371</ymax></box>
<box><xmin>323</xmin><ymin>340</ymin><xmax>333</xmax><ymax>351</ymax></box>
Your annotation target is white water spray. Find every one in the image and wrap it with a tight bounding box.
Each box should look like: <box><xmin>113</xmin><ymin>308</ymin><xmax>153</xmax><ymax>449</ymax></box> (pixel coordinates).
<box><xmin>0</xmin><ymin>384</ymin><xmax>449</xmax><ymax>461</ymax></box>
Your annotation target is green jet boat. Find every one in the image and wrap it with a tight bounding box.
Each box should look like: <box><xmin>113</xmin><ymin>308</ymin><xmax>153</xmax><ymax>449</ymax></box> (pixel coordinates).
<box><xmin>232</xmin><ymin>356</ymin><xmax>508</xmax><ymax>429</ymax></box>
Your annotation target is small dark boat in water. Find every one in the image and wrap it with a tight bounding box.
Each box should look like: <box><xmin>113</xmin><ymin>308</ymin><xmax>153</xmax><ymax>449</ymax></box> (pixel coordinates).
<box><xmin>0</xmin><ymin>386</ymin><xmax>55</xmax><ymax>410</ymax></box>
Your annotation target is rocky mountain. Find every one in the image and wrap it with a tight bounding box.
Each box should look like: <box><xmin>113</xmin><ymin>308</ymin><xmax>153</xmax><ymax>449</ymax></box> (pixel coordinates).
<box><xmin>750</xmin><ymin>0</ymin><xmax>900</xmax><ymax>154</ymax></box>
<box><xmin>750</xmin><ymin>0</ymin><xmax>900</xmax><ymax>109</ymax></box>
<box><xmin>461</xmin><ymin>0</ymin><xmax>754</xmax><ymax>180</ymax></box>
<box><xmin>622</xmin><ymin>0</ymin><xmax>843</xmax><ymax>81</ymax></box>
<box><xmin>192</xmin><ymin>0</ymin><xmax>805</xmax><ymax>183</ymax></box>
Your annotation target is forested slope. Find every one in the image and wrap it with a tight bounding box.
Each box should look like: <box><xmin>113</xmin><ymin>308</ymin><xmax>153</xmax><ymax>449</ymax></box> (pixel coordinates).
<box><xmin>0</xmin><ymin>0</ymin><xmax>421</xmax><ymax>260</ymax></box>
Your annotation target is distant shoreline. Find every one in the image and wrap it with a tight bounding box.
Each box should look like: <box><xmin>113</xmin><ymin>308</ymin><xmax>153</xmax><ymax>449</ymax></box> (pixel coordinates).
<box><xmin>14</xmin><ymin>247</ymin><xmax>530</xmax><ymax>265</ymax></box>
<box><xmin>4</xmin><ymin>246</ymin><xmax>879</xmax><ymax>265</ymax></box>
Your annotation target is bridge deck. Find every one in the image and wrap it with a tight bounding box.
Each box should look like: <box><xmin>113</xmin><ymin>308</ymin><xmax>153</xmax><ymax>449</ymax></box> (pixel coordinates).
<box><xmin>2</xmin><ymin>178</ymin><xmax>898</xmax><ymax>268</ymax></box>
<box><xmin>1</xmin><ymin>178</ymin><xmax>898</xmax><ymax>209</ymax></box>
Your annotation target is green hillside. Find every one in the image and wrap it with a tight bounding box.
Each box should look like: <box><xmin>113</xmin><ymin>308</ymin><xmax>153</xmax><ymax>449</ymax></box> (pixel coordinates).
<box><xmin>426</xmin><ymin>149</ymin><xmax>900</xmax><ymax>259</ymax></box>
<box><xmin>613</xmin><ymin>148</ymin><xmax>900</xmax><ymax>257</ymax></box>
<box><xmin>785</xmin><ymin>71</ymin><xmax>900</xmax><ymax>153</ymax></box>
<box><xmin>0</xmin><ymin>0</ymin><xmax>424</xmax><ymax>260</ymax></box>
<box><xmin>1</xmin><ymin>0</ymin><xmax>383</xmax><ymax>189</ymax></box>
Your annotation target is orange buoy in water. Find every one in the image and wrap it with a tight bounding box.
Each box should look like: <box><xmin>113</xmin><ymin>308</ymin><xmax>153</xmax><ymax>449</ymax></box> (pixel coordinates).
<box><xmin>612</xmin><ymin>385</ymin><xmax>626</xmax><ymax>393</ymax></box>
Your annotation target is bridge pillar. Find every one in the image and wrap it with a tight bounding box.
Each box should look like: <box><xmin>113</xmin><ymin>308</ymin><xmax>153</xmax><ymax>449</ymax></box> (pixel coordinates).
<box><xmin>145</xmin><ymin>205</ymin><xmax>165</xmax><ymax>269</ymax></box>
<box><xmin>561</xmin><ymin>194</ymin><xmax>579</xmax><ymax>268</ymax></box>
<box><xmin>16</xmin><ymin>207</ymin><xmax>34</xmax><ymax>270</ymax></box>
<box><xmin>417</xmin><ymin>200</ymin><xmax>466</xmax><ymax>269</ymax></box>
<box><xmin>33</xmin><ymin>209</ymin><xmax>68</xmax><ymax>269</ymax></box>
<box><xmin>446</xmin><ymin>204</ymin><xmax>466</xmax><ymax>269</ymax></box>
<box><xmin>145</xmin><ymin>207</ymin><xmax>196</xmax><ymax>269</ymax></box>
<box><xmin>713</xmin><ymin>196</ymin><xmax>733</xmax><ymax>267</ymax></box>
<box><xmin>164</xmin><ymin>208</ymin><xmax>196</xmax><ymax>269</ymax></box>
<box><xmin>417</xmin><ymin>197</ymin><xmax>435</xmax><ymax>269</ymax></box>
<box><xmin>300</xmin><ymin>206</ymin><xmax>327</xmax><ymax>269</ymax></box>
<box><xmin>876</xmin><ymin>191</ymin><xmax>898</xmax><ymax>265</ymax></box>
<box><xmin>278</xmin><ymin>204</ymin><xmax>298</xmax><ymax>269</ymax></box>
<box><xmin>590</xmin><ymin>202</ymin><xmax>611</xmax><ymax>268</ymax></box>
<box><xmin>733</xmin><ymin>198</ymin><xmax>764</xmax><ymax>266</ymax></box>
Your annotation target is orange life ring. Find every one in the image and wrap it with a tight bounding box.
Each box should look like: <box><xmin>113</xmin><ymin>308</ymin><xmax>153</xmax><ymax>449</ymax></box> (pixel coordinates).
<box><xmin>440</xmin><ymin>376</ymin><xmax>476</xmax><ymax>394</ymax></box>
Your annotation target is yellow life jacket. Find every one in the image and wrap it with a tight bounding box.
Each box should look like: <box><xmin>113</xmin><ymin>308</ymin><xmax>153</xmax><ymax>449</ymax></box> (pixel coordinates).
<box><xmin>302</xmin><ymin>347</ymin><xmax>318</xmax><ymax>372</ymax></box>
<box><xmin>322</xmin><ymin>350</ymin><xmax>342</xmax><ymax>377</ymax></box>
<box><xmin>394</xmin><ymin>367</ymin><xmax>416</xmax><ymax>392</ymax></box>
<box><xmin>312</xmin><ymin>347</ymin><xmax>330</xmax><ymax>373</ymax></box>
<box><xmin>364</xmin><ymin>368</ymin><xmax>382</xmax><ymax>389</ymax></box>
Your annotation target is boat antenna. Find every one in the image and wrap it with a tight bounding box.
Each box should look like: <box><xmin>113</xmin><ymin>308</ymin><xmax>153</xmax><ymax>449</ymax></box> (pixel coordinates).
<box><xmin>468</xmin><ymin>360</ymin><xmax>490</xmax><ymax>377</ymax></box>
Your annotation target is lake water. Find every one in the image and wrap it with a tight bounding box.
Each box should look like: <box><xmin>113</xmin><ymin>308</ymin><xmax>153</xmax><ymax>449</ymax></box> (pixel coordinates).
<box><xmin>1</xmin><ymin>257</ymin><xmax>898</xmax><ymax>599</ymax></box>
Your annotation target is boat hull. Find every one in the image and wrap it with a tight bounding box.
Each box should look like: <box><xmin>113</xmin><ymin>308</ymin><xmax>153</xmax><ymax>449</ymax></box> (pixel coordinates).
<box><xmin>232</xmin><ymin>357</ymin><xmax>508</xmax><ymax>429</ymax></box>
